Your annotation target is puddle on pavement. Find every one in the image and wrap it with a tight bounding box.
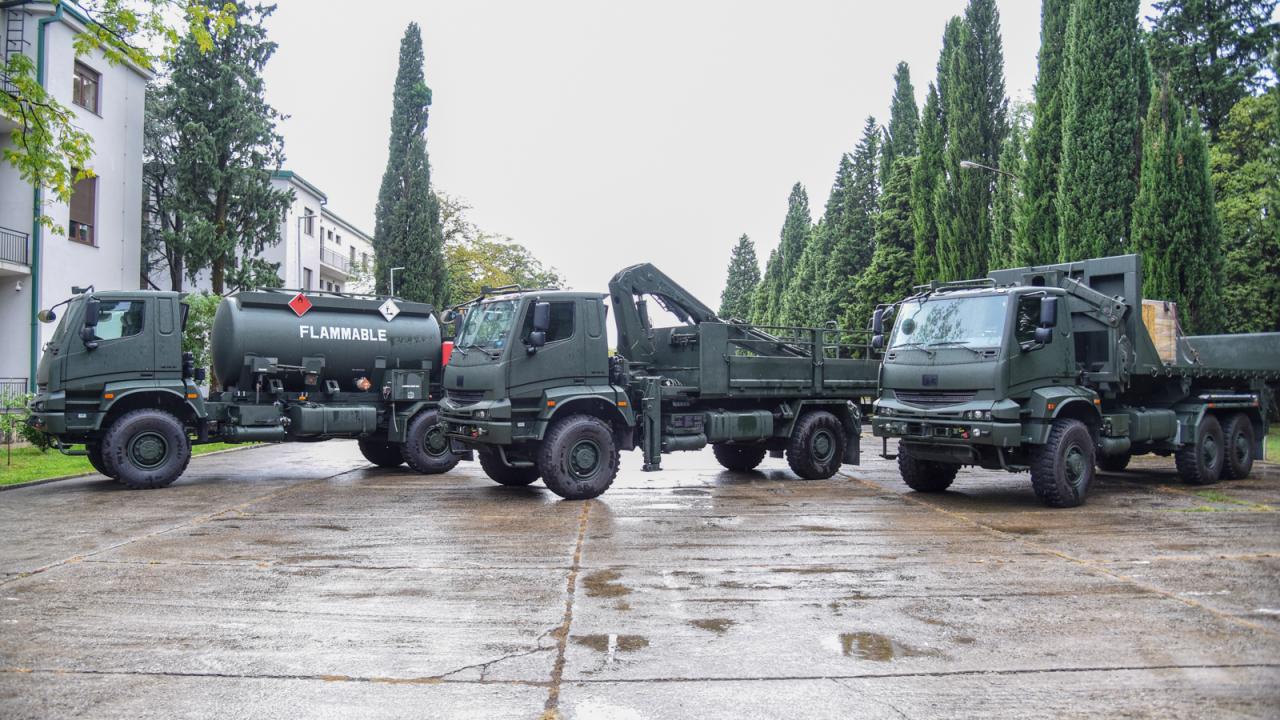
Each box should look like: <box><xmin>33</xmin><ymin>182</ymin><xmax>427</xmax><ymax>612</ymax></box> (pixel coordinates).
<box><xmin>672</xmin><ymin>489</ymin><xmax>710</xmax><ymax>496</ymax></box>
<box><xmin>582</xmin><ymin>569</ymin><xmax>632</xmax><ymax>598</ymax></box>
<box><xmin>838</xmin><ymin>632</ymin><xmax>939</xmax><ymax>661</ymax></box>
<box><xmin>987</xmin><ymin>524</ymin><xmax>1042</xmax><ymax>535</ymax></box>
<box><xmin>574</xmin><ymin>634</ymin><xmax>649</xmax><ymax>652</ymax></box>
<box><xmin>689</xmin><ymin>618</ymin><xmax>735</xmax><ymax>634</ymax></box>
<box><xmin>312</xmin><ymin>524</ymin><xmax>350</xmax><ymax>532</ymax></box>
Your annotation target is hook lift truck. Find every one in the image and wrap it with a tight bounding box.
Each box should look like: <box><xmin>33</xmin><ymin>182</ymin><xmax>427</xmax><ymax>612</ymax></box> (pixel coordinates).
<box><xmin>27</xmin><ymin>288</ymin><xmax>469</xmax><ymax>489</ymax></box>
<box><xmin>439</xmin><ymin>263</ymin><xmax>882</xmax><ymax>500</ymax></box>
<box><xmin>870</xmin><ymin>254</ymin><xmax>1280</xmax><ymax>507</ymax></box>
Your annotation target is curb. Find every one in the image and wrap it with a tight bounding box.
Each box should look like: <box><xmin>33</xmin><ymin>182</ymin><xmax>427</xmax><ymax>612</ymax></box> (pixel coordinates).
<box><xmin>0</xmin><ymin>444</ymin><xmax>266</xmax><ymax>492</ymax></box>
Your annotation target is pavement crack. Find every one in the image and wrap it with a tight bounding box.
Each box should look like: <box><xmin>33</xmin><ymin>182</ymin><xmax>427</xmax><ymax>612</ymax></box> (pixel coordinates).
<box><xmin>543</xmin><ymin>499</ymin><xmax>592</xmax><ymax>718</ymax></box>
<box><xmin>436</xmin><ymin>628</ymin><xmax>559</xmax><ymax>682</ymax></box>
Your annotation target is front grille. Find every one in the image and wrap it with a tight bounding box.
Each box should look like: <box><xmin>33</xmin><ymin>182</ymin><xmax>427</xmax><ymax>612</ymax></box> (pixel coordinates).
<box><xmin>895</xmin><ymin>391</ymin><xmax>976</xmax><ymax>407</ymax></box>
<box><xmin>446</xmin><ymin>389</ymin><xmax>485</xmax><ymax>406</ymax></box>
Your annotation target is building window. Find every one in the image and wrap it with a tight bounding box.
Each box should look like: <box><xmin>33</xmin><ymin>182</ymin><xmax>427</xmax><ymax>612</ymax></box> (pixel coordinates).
<box><xmin>362</xmin><ymin>252</ymin><xmax>369</xmax><ymax>269</ymax></box>
<box><xmin>302</xmin><ymin>208</ymin><xmax>315</xmax><ymax>236</ymax></box>
<box><xmin>69</xmin><ymin>173</ymin><xmax>97</xmax><ymax>246</ymax></box>
<box><xmin>303</xmin><ymin>267</ymin><xmax>312</xmax><ymax>290</ymax></box>
<box><xmin>73</xmin><ymin>62</ymin><xmax>100</xmax><ymax>114</ymax></box>
<box><xmin>349</xmin><ymin>246</ymin><xmax>356</xmax><ymax>264</ymax></box>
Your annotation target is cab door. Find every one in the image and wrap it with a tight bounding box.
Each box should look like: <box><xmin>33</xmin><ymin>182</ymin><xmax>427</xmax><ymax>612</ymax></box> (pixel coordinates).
<box><xmin>1005</xmin><ymin>293</ymin><xmax>1070</xmax><ymax>394</ymax></box>
<box><xmin>507</xmin><ymin>299</ymin><xmax>585</xmax><ymax>398</ymax></box>
<box><xmin>62</xmin><ymin>297</ymin><xmax>155</xmax><ymax>387</ymax></box>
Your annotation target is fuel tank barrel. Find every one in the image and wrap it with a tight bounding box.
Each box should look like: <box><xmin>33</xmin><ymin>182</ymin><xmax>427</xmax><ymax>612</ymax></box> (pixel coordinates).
<box><xmin>211</xmin><ymin>291</ymin><xmax>442</xmax><ymax>392</ymax></box>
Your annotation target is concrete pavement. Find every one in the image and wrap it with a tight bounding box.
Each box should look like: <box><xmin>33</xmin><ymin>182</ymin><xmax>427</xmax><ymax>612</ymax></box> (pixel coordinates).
<box><xmin>0</xmin><ymin>440</ymin><xmax>1277</xmax><ymax>718</ymax></box>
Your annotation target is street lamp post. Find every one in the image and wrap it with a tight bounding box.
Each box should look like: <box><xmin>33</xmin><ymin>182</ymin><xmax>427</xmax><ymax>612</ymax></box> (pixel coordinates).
<box><xmin>959</xmin><ymin>159</ymin><xmax>1020</xmax><ymax>181</ymax></box>
<box><xmin>389</xmin><ymin>266</ymin><xmax>406</xmax><ymax>298</ymax></box>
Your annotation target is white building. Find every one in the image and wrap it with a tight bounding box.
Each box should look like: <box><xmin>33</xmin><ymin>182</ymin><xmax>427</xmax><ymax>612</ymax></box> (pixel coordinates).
<box><xmin>155</xmin><ymin>170</ymin><xmax>375</xmax><ymax>296</ymax></box>
<box><xmin>0</xmin><ymin>2</ymin><xmax>151</xmax><ymax>393</ymax></box>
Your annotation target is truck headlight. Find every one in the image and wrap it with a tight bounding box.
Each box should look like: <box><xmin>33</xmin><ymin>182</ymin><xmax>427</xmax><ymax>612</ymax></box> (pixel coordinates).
<box><xmin>474</xmin><ymin>410</ymin><xmax>487</xmax><ymax>420</ymax></box>
<box><xmin>878</xmin><ymin>407</ymin><xmax>894</xmax><ymax>417</ymax></box>
<box><xmin>966</xmin><ymin>410</ymin><xmax>991</xmax><ymax>420</ymax></box>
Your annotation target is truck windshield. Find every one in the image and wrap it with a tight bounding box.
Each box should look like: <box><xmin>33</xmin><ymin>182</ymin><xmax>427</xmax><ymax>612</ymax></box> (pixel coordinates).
<box><xmin>456</xmin><ymin>300</ymin><xmax>518</xmax><ymax>349</ymax></box>
<box><xmin>890</xmin><ymin>295</ymin><xmax>1008</xmax><ymax>350</ymax></box>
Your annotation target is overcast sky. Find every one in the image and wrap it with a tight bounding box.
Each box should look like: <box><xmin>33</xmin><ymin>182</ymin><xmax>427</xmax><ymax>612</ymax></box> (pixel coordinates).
<box><xmin>260</xmin><ymin>1</ymin><xmax>1143</xmax><ymax>305</ymax></box>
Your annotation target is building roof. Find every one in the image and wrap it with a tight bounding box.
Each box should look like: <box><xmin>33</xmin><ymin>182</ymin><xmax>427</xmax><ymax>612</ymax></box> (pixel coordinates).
<box><xmin>270</xmin><ymin>170</ymin><xmax>328</xmax><ymax>202</ymax></box>
<box><xmin>10</xmin><ymin>0</ymin><xmax>156</xmax><ymax>80</ymax></box>
<box><xmin>320</xmin><ymin>207</ymin><xmax>372</xmax><ymax>242</ymax></box>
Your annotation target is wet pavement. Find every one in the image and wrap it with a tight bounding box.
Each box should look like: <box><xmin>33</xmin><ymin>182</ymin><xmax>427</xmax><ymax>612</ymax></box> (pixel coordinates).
<box><xmin>1</xmin><ymin>440</ymin><xmax>1277</xmax><ymax>718</ymax></box>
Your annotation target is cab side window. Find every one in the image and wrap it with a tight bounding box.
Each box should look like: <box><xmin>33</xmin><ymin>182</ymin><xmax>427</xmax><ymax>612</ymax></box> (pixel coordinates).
<box><xmin>1014</xmin><ymin>296</ymin><xmax>1041</xmax><ymax>345</ymax></box>
<box><xmin>93</xmin><ymin>301</ymin><xmax>145</xmax><ymax>341</ymax></box>
<box><xmin>522</xmin><ymin>301</ymin><xmax>575</xmax><ymax>343</ymax></box>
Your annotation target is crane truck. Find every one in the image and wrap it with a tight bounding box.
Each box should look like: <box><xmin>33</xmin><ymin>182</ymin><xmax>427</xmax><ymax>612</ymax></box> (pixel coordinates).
<box><xmin>26</xmin><ymin>288</ymin><xmax>469</xmax><ymax>489</ymax></box>
<box><xmin>870</xmin><ymin>255</ymin><xmax>1280</xmax><ymax>507</ymax></box>
<box><xmin>439</xmin><ymin>263</ymin><xmax>881</xmax><ymax>500</ymax></box>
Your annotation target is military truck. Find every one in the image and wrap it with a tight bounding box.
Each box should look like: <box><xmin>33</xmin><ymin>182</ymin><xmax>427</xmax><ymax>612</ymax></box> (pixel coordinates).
<box><xmin>870</xmin><ymin>255</ymin><xmax>1280</xmax><ymax>507</ymax></box>
<box><xmin>439</xmin><ymin>264</ymin><xmax>880</xmax><ymax>500</ymax></box>
<box><xmin>27</xmin><ymin>288</ymin><xmax>467</xmax><ymax>489</ymax></box>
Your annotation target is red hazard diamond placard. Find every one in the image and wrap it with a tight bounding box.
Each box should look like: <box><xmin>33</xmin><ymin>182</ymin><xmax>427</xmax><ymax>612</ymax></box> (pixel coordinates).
<box><xmin>288</xmin><ymin>292</ymin><xmax>313</xmax><ymax>317</ymax></box>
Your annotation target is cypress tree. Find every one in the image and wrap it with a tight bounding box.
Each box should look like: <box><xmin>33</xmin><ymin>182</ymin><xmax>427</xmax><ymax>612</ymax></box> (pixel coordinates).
<box><xmin>1057</xmin><ymin>0</ymin><xmax>1143</xmax><ymax>261</ymax></box>
<box><xmin>809</xmin><ymin>155</ymin><xmax>855</xmax><ymax>325</ymax></box>
<box><xmin>1211</xmin><ymin>91</ymin><xmax>1280</xmax><ymax>334</ymax></box>
<box><xmin>719</xmin><ymin>234</ymin><xmax>761</xmax><ymax>320</ymax></box>
<box><xmin>1016</xmin><ymin>0</ymin><xmax>1071</xmax><ymax>266</ymax></box>
<box><xmin>880</xmin><ymin>62</ymin><xmax>920</xmax><ymax>188</ymax></box>
<box><xmin>936</xmin><ymin>0</ymin><xmax>1007</xmax><ymax>281</ymax></box>
<box><xmin>374</xmin><ymin>23</ymin><xmax>448</xmax><ymax>305</ymax></box>
<box><xmin>847</xmin><ymin>158</ymin><xmax>918</xmax><ymax>331</ymax></box>
<box><xmin>1147</xmin><ymin>0</ymin><xmax>1279</xmax><ymax>138</ymax></box>
<box><xmin>824</xmin><ymin>118</ymin><xmax>880</xmax><ymax>322</ymax></box>
<box><xmin>912</xmin><ymin>83</ymin><xmax>944</xmax><ymax>284</ymax></box>
<box><xmin>754</xmin><ymin>184</ymin><xmax>810</xmax><ymax>326</ymax></box>
<box><xmin>1130</xmin><ymin>79</ymin><xmax>1222</xmax><ymax>333</ymax></box>
<box><xmin>990</xmin><ymin>107</ymin><xmax>1029</xmax><ymax>270</ymax></box>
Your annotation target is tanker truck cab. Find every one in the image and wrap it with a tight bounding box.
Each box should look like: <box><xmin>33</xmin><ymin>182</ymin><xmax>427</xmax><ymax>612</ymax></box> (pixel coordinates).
<box><xmin>441</xmin><ymin>290</ymin><xmax>627</xmax><ymax>480</ymax></box>
<box><xmin>30</xmin><ymin>289</ymin><xmax>206</xmax><ymax>486</ymax></box>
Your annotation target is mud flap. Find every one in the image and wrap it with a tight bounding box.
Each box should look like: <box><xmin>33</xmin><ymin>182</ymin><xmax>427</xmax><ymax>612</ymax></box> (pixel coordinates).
<box><xmin>842</xmin><ymin>428</ymin><xmax>860</xmax><ymax>465</ymax></box>
<box><xmin>449</xmin><ymin>439</ymin><xmax>475</xmax><ymax>462</ymax></box>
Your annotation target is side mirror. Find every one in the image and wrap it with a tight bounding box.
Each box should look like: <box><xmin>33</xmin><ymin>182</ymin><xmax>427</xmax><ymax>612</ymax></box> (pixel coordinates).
<box><xmin>83</xmin><ymin>298</ymin><xmax>101</xmax><ymax>327</ymax></box>
<box><xmin>526</xmin><ymin>330</ymin><xmax>547</xmax><ymax>354</ymax></box>
<box><xmin>872</xmin><ymin>334</ymin><xmax>884</xmax><ymax>350</ymax></box>
<box><xmin>872</xmin><ymin>308</ymin><xmax>884</xmax><ymax>335</ymax></box>
<box><xmin>532</xmin><ymin>302</ymin><xmax>551</xmax><ymax>333</ymax></box>
<box><xmin>37</xmin><ymin>309</ymin><xmax>57</xmax><ymax>324</ymax></box>
<box><xmin>1035</xmin><ymin>326</ymin><xmax>1054</xmax><ymax>345</ymax></box>
<box><xmin>1040</xmin><ymin>296</ymin><xmax>1058</xmax><ymax>328</ymax></box>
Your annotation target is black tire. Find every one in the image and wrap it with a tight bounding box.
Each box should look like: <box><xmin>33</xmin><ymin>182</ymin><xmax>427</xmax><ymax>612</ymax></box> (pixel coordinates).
<box><xmin>479</xmin><ymin>449</ymin><xmax>540</xmax><ymax>486</ymax></box>
<box><xmin>537</xmin><ymin>414</ymin><xmax>619</xmax><ymax>500</ymax></box>
<box><xmin>712</xmin><ymin>443</ymin><xmax>767</xmax><ymax>472</ymax></box>
<box><xmin>1030</xmin><ymin>418</ymin><xmax>1096</xmax><ymax>508</ymax></box>
<box><xmin>401</xmin><ymin>410</ymin><xmax>461</xmax><ymax>475</ymax></box>
<box><xmin>1222</xmin><ymin>413</ymin><xmax>1255</xmax><ymax>480</ymax></box>
<box><xmin>100</xmin><ymin>409</ymin><xmax>191</xmax><ymax>490</ymax></box>
<box><xmin>358</xmin><ymin>438</ymin><xmax>405</xmax><ymax>468</ymax></box>
<box><xmin>897</xmin><ymin>445</ymin><xmax>959</xmax><ymax>492</ymax></box>
<box><xmin>85</xmin><ymin>442</ymin><xmax>117</xmax><ymax>478</ymax></box>
<box><xmin>1176</xmin><ymin>414</ymin><xmax>1224</xmax><ymax>485</ymax></box>
<box><xmin>785</xmin><ymin>411</ymin><xmax>846</xmax><ymax>480</ymax></box>
<box><xmin>1097</xmin><ymin>453</ymin><xmax>1131</xmax><ymax>473</ymax></box>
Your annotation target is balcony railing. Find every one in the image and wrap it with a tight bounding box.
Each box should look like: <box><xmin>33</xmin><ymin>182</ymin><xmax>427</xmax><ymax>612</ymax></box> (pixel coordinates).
<box><xmin>0</xmin><ymin>225</ymin><xmax>29</xmax><ymax>265</ymax></box>
<box><xmin>320</xmin><ymin>246</ymin><xmax>350</xmax><ymax>273</ymax></box>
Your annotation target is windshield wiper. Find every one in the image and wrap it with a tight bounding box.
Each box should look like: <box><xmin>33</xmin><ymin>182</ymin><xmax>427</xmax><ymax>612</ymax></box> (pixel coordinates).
<box><xmin>925</xmin><ymin>340</ymin><xmax>985</xmax><ymax>356</ymax></box>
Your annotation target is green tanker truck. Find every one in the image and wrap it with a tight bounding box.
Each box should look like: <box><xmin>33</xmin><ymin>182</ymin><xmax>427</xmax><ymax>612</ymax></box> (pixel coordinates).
<box><xmin>27</xmin><ymin>287</ymin><xmax>467</xmax><ymax>489</ymax></box>
<box><xmin>439</xmin><ymin>263</ymin><xmax>880</xmax><ymax>500</ymax></box>
<box><xmin>870</xmin><ymin>254</ymin><xmax>1280</xmax><ymax>507</ymax></box>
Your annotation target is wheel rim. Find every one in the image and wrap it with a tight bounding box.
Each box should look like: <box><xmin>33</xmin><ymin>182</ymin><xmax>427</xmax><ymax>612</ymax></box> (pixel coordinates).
<box><xmin>1064</xmin><ymin>443</ymin><xmax>1087</xmax><ymax>487</ymax></box>
<box><xmin>812</xmin><ymin>429</ymin><xmax>836</xmax><ymax>464</ymax></box>
<box><xmin>1232</xmin><ymin>431</ymin><xmax>1250</xmax><ymax>466</ymax></box>
<box><xmin>128</xmin><ymin>431</ymin><xmax>169</xmax><ymax>469</ymax></box>
<box><xmin>1201</xmin><ymin>433</ymin><xmax>1219</xmax><ymax>469</ymax></box>
<box><xmin>569</xmin><ymin>439</ymin><xmax>602</xmax><ymax>478</ymax></box>
<box><xmin>423</xmin><ymin>425</ymin><xmax>450</xmax><ymax>457</ymax></box>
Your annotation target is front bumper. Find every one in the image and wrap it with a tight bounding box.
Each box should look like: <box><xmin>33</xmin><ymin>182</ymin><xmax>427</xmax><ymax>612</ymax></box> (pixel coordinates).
<box><xmin>441</xmin><ymin>396</ymin><xmax>517</xmax><ymax>446</ymax></box>
<box><xmin>871</xmin><ymin>396</ymin><xmax>1023</xmax><ymax>448</ymax></box>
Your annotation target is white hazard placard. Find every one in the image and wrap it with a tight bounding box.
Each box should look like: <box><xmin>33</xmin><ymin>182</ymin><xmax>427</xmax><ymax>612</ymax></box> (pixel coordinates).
<box><xmin>379</xmin><ymin>298</ymin><xmax>401</xmax><ymax>322</ymax></box>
